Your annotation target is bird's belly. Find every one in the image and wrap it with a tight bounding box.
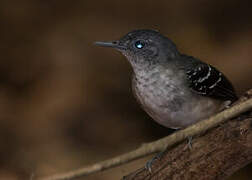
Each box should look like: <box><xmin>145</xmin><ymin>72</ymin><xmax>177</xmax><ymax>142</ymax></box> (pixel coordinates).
<box><xmin>133</xmin><ymin>82</ymin><xmax>221</xmax><ymax>129</ymax></box>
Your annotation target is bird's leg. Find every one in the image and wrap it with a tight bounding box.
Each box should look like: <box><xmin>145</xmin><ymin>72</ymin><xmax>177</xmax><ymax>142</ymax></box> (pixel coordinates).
<box><xmin>182</xmin><ymin>135</ymin><xmax>193</xmax><ymax>150</ymax></box>
<box><xmin>145</xmin><ymin>135</ymin><xmax>193</xmax><ymax>173</ymax></box>
<box><xmin>219</xmin><ymin>100</ymin><xmax>232</xmax><ymax>111</ymax></box>
<box><xmin>145</xmin><ymin>150</ymin><xmax>166</xmax><ymax>173</ymax></box>
<box><xmin>186</xmin><ymin>136</ymin><xmax>193</xmax><ymax>150</ymax></box>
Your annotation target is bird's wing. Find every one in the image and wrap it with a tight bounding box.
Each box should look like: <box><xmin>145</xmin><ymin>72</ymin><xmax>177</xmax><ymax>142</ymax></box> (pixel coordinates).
<box><xmin>186</xmin><ymin>63</ymin><xmax>237</xmax><ymax>101</ymax></box>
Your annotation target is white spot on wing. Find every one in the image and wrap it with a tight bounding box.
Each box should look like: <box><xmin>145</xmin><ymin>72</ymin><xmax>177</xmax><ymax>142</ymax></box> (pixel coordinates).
<box><xmin>198</xmin><ymin>65</ymin><xmax>211</xmax><ymax>83</ymax></box>
<box><xmin>209</xmin><ymin>76</ymin><xmax>222</xmax><ymax>89</ymax></box>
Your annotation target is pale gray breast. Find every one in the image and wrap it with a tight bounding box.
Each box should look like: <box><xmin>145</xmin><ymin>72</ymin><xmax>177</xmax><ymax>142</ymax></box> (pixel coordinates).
<box><xmin>132</xmin><ymin>67</ymin><xmax>221</xmax><ymax>129</ymax></box>
<box><xmin>132</xmin><ymin>68</ymin><xmax>186</xmax><ymax>124</ymax></box>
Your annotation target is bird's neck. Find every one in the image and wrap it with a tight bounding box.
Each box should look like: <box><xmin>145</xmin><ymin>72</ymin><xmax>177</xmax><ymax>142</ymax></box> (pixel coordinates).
<box><xmin>132</xmin><ymin>64</ymin><xmax>162</xmax><ymax>83</ymax></box>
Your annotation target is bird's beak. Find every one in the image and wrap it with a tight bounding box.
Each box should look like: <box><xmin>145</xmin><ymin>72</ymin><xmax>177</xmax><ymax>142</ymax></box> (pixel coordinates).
<box><xmin>94</xmin><ymin>41</ymin><xmax>126</xmax><ymax>50</ymax></box>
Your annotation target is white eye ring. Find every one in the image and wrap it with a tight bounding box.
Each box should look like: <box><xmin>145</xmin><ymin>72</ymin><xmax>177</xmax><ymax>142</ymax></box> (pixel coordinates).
<box><xmin>135</xmin><ymin>40</ymin><xmax>145</xmax><ymax>49</ymax></box>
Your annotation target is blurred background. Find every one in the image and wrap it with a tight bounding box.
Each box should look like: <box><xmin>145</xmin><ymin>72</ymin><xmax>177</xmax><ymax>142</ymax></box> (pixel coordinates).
<box><xmin>0</xmin><ymin>0</ymin><xmax>251</xmax><ymax>179</ymax></box>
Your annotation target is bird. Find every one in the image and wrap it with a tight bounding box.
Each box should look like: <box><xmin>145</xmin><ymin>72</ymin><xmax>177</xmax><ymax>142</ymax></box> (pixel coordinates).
<box><xmin>95</xmin><ymin>29</ymin><xmax>237</xmax><ymax>172</ymax></box>
<box><xmin>95</xmin><ymin>29</ymin><xmax>237</xmax><ymax>130</ymax></box>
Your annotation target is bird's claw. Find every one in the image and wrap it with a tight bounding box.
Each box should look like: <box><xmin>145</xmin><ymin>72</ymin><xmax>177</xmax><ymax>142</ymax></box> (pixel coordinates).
<box><xmin>145</xmin><ymin>151</ymin><xmax>164</xmax><ymax>173</ymax></box>
<box><xmin>187</xmin><ymin>136</ymin><xmax>193</xmax><ymax>149</ymax></box>
<box><xmin>183</xmin><ymin>136</ymin><xmax>193</xmax><ymax>150</ymax></box>
<box><xmin>145</xmin><ymin>159</ymin><xmax>155</xmax><ymax>173</ymax></box>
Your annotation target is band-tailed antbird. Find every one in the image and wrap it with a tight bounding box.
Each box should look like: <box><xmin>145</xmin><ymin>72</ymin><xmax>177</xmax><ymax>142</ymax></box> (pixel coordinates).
<box><xmin>95</xmin><ymin>29</ymin><xmax>237</xmax><ymax>130</ymax></box>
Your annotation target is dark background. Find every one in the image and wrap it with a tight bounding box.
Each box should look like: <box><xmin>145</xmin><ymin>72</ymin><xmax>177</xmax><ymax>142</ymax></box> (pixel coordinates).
<box><xmin>0</xmin><ymin>0</ymin><xmax>251</xmax><ymax>179</ymax></box>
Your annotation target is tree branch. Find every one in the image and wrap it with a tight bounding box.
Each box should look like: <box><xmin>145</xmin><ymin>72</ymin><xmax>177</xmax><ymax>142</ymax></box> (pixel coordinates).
<box><xmin>38</xmin><ymin>90</ymin><xmax>252</xmax><ymax>180</ymax></box>
<box><xmin>123</xmin><ymin>92</ymin><xmax>252</xmax><ymax>180</ymax></box>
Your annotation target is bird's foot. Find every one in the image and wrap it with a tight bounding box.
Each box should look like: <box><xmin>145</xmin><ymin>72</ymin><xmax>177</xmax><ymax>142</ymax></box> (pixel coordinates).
<box><xmin>219</xmin><ymin>100</ymin><xmax>232</xmax><ymax>112</ymax></box>
<box><xmin>184</xmin><ymin>136</ymin><xmax>193</xmax><ymax>150</ymax></box>
<box><xmin>145</xmin><ymin>151</ymin><xmax>165</xmax><ymax>173</ymax></box>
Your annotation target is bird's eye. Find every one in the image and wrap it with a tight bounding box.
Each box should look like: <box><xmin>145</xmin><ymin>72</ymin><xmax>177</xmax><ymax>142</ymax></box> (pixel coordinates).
<box><xmin>135</xmin><ymin>40</ymin><xmax>145</xmax><ymax>49</ymax></box>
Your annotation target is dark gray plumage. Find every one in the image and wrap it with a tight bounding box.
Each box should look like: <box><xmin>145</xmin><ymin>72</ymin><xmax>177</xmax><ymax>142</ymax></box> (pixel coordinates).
<box><xmin>95</xmin><ymin>29</ymin><xmax>237</xmax><ymax>129</ymax></box>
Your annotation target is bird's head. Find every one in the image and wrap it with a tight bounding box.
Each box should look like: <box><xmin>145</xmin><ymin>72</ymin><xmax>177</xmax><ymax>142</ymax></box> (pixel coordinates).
<box><xmin>95</xmin><ymin>29</ymin><xmax>179</xmax><ymax>71</ymax></box>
